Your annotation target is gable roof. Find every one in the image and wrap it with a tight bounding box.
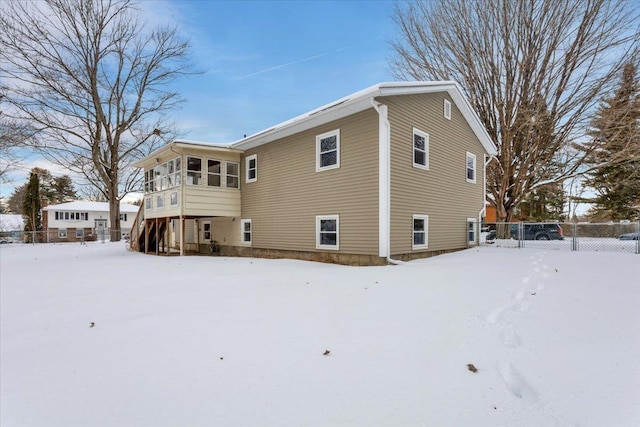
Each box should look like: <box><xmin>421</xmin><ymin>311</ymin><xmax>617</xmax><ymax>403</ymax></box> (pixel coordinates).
<box><xmin>231</xmin><ymin>81</ymin><xmax>498</xmax><ymax>155</ymax></box>
<box><xmin>42</xmin><ymin>201</ymin><xmax>140</xmax><ymax>213</ymax></box>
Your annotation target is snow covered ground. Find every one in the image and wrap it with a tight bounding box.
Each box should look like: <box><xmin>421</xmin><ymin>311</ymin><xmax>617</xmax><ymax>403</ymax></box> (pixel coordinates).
<box><xmin>1</xmin><ymin>242</ymin><xmax>639</xmax><ymax>426</ymax></box>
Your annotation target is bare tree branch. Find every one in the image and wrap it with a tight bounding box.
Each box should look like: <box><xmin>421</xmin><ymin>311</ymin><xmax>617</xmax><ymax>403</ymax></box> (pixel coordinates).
<box><xmin>0</xmin><ymin>0</ymin><xmax>195</xmax><ymax>240</ymax></box>
<box><xmin>390</xmin><ymin>0</ymin><xmax>640</xmax><ymax>221</ymax></box>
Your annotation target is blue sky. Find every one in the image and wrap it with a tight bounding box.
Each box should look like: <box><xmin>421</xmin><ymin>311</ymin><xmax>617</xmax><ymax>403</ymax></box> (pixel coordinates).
<box><xmin>0</xmin><ymin>0</ymin><xmax>399</xmax><ymax>199</ymax></box>
<box><xmin>142</xmin><ymin>0</ymin><xmax>399</xmax><ymax>142</ymax></box>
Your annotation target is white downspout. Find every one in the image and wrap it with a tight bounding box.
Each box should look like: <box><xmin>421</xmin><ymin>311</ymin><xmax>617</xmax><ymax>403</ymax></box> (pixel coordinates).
<box><xmin>479</xmin><ymin>155</ymin><xmax>498</xmax><ymax>238</ymax></box>
<box><xmin>371</xmin><ymin>98</ymin><xmax>404</xmax><ymax>265</ymax></box>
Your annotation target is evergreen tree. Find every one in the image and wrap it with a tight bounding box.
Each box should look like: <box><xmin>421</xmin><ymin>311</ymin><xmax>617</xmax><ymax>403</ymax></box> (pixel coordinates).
<box><xmin>8</xmin><ymin>168</ymin><xmax>77</xmax><ymax>213</ymax></box>
<box><xmin>585</xmin><ymin>63</ymin><xmax>640</xmax><ymax>221</ymax></box>
<box><xmin>22</xmin><ymin>172</ymin><xmax>42</xmax><ymax>239</ymax></box>
<box><xmin>518</xmin><ymin>183</ymin><xmax>566</xmax><ymax>221</ymax></box>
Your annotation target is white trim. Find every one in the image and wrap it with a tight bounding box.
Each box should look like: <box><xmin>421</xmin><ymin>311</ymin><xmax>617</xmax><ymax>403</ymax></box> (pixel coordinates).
<box><xmin>226</xmin><ymin>161</ymin><xmax>240</xmax><ymax>189</ymax></box>
<box><xmin>466</xmin><ymin>152</ymin><xmax>477</xmax><ymax>183</ymax></box>
<box><xmin>232</xmin><ymin>81</ymin><xmax>497</xmax><ymax>156</ymax></box>
<box><xmin>412</xmin><ymin>127</ymin><xmax>429</xmax><ymax>170</ymax></box>
<box><xmin>241</xmin><ymin>219</ymin><xmax>252</xmax><ymax>245</ymax></box>
<box><xmin>412</xmin><ymin>215</ymin><xmax>429</xmax><ymax>250</ymax></box>
<box><xmin>372</xmin><ymin>100</ymin><xmax>390</xmax><ymax>258</ymax></box>
<box><xmin>444</xmin><ymin>99</ymin><xmax>452</xmax><ymax>120</ymax></box>
<box><xmin>316</xmin><ymin>129</ymin><xmax>340</xmax><ymax>172</ymax></box>
<box><xmin>58</xmin><ymin>228</ymin><xmax>67</xmax><ymax>239</ymax></box>
<box><xmin>201</xmin><ymin>220</ymin><xmax>212</xmax><ymax>242</ymax></box>
<box><xmin>467</xmin><ymin>217</ymin><xmax>478</xmax><ymax>245</ymax></box>
<box><xmin>316</xmin><ymin>215</ymin><xmax>339</xmax><ymax>250</ymax></box>
<box><xmin>245</xmin><ymin>154</ymin><xmax>257</xmax><ymax>183</ymax></box>
<box><xmin>206</xmin><ymin>158</ymin><xmax>222</xmax><ymax>187</ymax></box>
<box><xmin>186</xmin><ymin>156</ymin><xmax>203</xmax><ymax>186</ymax></box>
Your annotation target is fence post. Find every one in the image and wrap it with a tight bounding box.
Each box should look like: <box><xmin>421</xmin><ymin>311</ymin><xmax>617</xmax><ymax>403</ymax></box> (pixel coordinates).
<box><xmin>518</xmin><ymin>222</ymin><xmax>523</xmax><ymax>249</ymax></box>
<box><xmin>572</xmin><ymin>223</ymin><xmax>577</xmax><ymax>252</ymax></box>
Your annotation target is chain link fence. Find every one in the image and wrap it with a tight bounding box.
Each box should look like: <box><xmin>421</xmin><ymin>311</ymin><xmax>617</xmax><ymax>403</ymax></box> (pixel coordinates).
<box><xmin>482</xmin><ymin>221</ymin><xmax>640</xmax><ymax>254</ymax></box>
<box><xmin>0</xmin><ymin>230</ymin><xmax>128</xmax><ymax>245</ymax></box>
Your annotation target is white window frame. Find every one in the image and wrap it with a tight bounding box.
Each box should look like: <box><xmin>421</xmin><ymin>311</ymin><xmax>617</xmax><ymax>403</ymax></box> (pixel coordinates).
<box><xmin>156</xmin><ymin>194</ymin><xmax>164</xmax><ymax>209</ymax></box>
<box><xmin>76</xmin><ymin>228</ymin><xmax>84</xmax><ymax>238</ymax></box>
<box><xmin>226</xmin><ymin>161</ymin><xmax>240</xmax><ymax>189</ymax></box>
<box><xmin>186</xmin><ymin>156</ymin><xmax>203</xmax><ymax>186</ymax></box>
<box><xmin>58</xmin><ymin>228</ymin><xmax>67</xmax><ymax>239</ymax></box>
<box><xmin>413</xmin><ymin>128</ymin><xmax>429</xmax><ymax>170</ymax></box>
<box><xmin>119</xmin><ymin>213</ymin><xmax>128</xmax><ymax>222</ymax></box>
<box><xmin>444</xmin><ymin>99</ymin><xmax>452</xmax><ymax>120</ymax></box>
<box><xmin>316</xmin><ymin>215</ymin><xmax>339</xmax><ymax>250</ymax></box>
<box><xmin>316</xmin><ymin>129</ymin><xmax>340</xmax><ymax>172</ymax></box>
<box><xmin>412</xmin><ymin>214</ymin><xmax>429</xmax><ymax>250</ymax></box>
<box><xmin>467</xmin><ymin>217</ymin><xmax>477</xmax><ymax>246</ymax></box>
<box><xmin>241</xmin><ymin>219</ymin><xmax>252</xmax><ymax>245</ymax></box>
<box><xmin>201</xmin><ymin>220</ymin><xmax>212</xmax><ymax>242</ymax></box>
<box><xmin>466</xmin><ymin>152</ymin><xmax>477</xmax><ymax>183</ymax></box>
<box><xmin>206</xmin><ymin>158</ymin><xmax>222</xmax><ymax>187</ymax></box>
<box><xmin>246</xmin><ymin>154</ymin><xmax>257</xmax><ymax>183</ymax></box>
<box><xmin>170</xmin><ymin>191</ymin><xmax>179</xmax><ymax>207</ymax></box>
<box><xmin>145</xmin><ymin>197</ymin><xmax>152</xmax><ymax>210</ymax></box>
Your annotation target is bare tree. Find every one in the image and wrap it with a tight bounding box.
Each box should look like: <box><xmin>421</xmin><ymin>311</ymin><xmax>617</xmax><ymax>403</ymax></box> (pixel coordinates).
<box><xmin>0</xmin><ymin>0</ymin><xmax>194</xmax><ymax>240</ymax></box>
<box><xmin>390</xmin><ymin>0</ymin><xmax>640</xmax><ymax>222</ymax></box>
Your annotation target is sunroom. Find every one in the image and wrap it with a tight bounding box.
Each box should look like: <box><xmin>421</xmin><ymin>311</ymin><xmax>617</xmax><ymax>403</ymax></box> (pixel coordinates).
<box><xmin>131</xmin><ymin>140</ymin><xmax>244</xmax><ymax>255</ymax></box>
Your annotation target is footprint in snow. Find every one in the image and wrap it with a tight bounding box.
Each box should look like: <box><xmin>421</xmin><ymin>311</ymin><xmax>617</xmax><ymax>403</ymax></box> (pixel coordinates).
<box><xmin>498</xmin><ymin>361</ymin><xmax>538</xmax><ymax>402</ymax></box>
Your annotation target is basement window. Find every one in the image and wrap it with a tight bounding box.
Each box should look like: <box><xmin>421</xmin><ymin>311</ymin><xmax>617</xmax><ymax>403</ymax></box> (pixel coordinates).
<box><xmin>316</xmin><ymin>215</ymin><xmax>339</xmax><ymax>250</ymax></box>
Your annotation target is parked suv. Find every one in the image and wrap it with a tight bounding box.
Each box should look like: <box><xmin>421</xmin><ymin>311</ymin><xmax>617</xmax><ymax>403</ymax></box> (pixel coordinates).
<box><xmin>511</xmin><ymin>223</ymin><xmax>564</xmax><ymax>240</ymax></box>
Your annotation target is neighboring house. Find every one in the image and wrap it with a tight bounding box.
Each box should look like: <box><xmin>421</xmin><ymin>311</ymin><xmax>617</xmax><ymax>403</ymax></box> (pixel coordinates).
<box><xmin>42</xmin><ymin>201</ymin><xmax>139</xmax><ymax>242</ymax></box>
<box><xmin>132</xmin><ymin>81</ymin><xmax>498</xmax><ymax>265</ymax></box>
<box><xmin>0</xmin><ymin>214</ymin><xmax>24</xmax><ymax>232</ymax></box>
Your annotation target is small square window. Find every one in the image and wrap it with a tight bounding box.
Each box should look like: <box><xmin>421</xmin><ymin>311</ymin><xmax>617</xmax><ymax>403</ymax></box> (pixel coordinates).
<box><xmin>412</xmin><ymin>215</ymin><xmax>428</xmax><ymax>249</ymax></box>
<box><xmin>413</xmin><ymin>128</ymin><xmax>429</xmax><ymax>170</ymax></box>
<box><xmin>76</xmin><ymin>228</ymin><xmax>84</xmax><ymax>238</ymax></box>
<box><xmin>58</xmin><ymin>229</ymin><xmax>67</xmax><ymax>239</ymax></box>
<box><xmin>156</xmin><ymin>194</ymin><xmax>164</xmax><ymax>208</ymax></box>
<box><xmin>246</xmin><ymin>154</ymin><xmax>257</xmax><ymax>183</ymax></box>
<box><xmin>316</xmin><ymin>129</ymin><xmax>340</xmax><ymax>172</ymax></box>
<box><xmin>466</xmin><ymin>152</ymin><xmax>476</xmax><ymax>183</ymax></box>
<box><xmin>241</xmin><ymin>219</ymin><xmax>252</xmax><ymax>245</ymax></box>
<box><xmin>316</xmin><ymin>215</ymin><xmax>339</xmax><ymax>250</ymax></box>
<box><xmin>170</xmin><ymin>191</ymin><xmax>179</xmax><ymax>206</ymax></box>
<box><xmin>444</xmin><ymin>99</ymin><xmax>452</xmax><ymax>120</ymax></box>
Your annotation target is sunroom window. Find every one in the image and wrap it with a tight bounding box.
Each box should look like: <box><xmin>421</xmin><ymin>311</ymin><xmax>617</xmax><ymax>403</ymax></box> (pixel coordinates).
<box><xmin>187</xmin><ymin>157</ymin><xmax>202</xmax><ymax>185</ymax></box>
<box><xmin>207</xmin><ymin>159</ymin><xmax>221</xmax><ymax>187</ymax></box>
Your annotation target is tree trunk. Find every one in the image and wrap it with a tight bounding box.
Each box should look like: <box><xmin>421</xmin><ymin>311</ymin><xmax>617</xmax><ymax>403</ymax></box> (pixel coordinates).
<box><xmin>109</xmin><ymin>187</ymin><xmax>121</xmax><ymax>242</ymax></box>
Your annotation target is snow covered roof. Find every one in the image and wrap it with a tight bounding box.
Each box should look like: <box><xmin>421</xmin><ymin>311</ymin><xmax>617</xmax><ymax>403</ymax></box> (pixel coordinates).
<box><xmin>133</xmin><ymin>140</ymin><xmax>241</xmax><ymax>168</ymax></box>
<box><xmin>41</xmin><ymin>201</ymin><xmax>140</xmax><ymax>213</ymax></box>
<box><xmin>231</xmin><ymin>81</ymin><xmax>498</xmax><ymax>155</ymax></box>
<box><xmin>0</xmin><ymin>214</ymin><xmax>24</xmax><ymax>231</ymax></box>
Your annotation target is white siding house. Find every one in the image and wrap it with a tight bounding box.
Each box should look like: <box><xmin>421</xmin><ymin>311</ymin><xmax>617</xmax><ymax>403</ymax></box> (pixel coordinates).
<box><xmin>42</xmin><ymin>201</ymin><xmax>139</xmax><ymax>241</ymax></box>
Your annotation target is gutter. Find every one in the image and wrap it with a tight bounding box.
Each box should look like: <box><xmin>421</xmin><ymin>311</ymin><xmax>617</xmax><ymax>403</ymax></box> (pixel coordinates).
<box><xmin>371</xmin><ymin>97</ymin><xmax>404</xmax><ymax>266</ymax></box>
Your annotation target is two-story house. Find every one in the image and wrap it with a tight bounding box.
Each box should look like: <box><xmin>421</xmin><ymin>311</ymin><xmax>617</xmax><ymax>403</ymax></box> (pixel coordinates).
<box><xmin>132</xmin><ymin>81</ymin><xmax>497</xmax><ymax>265</ymax></box>
<box><xmin>42</xmin><ymin>201</ymin><xmax>140</xmax><ymax>242</ymax></box>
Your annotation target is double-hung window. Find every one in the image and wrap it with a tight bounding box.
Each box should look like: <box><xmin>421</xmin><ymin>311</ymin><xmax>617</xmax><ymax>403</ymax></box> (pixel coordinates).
<box><xmin>241</xmin><ymin>219</ymin><xmax>252</xmax><ymax>245</ymax></box>
<box><xmin>412</xmin><ymin>215</ymin><xmax>428</xmax><ymax>249</ymax></box>
<box><xmin>413</xmin><ymin>128</ymin><xmax>429</xmax><ymax>170</ymax></box>
<box><xmin>226</xmin><ymin>162</ymin><xmax>239</xmax><ymax>189</ymax></box>
<box><xmin>187</xmin><ymin>157</ymin><xmax>202</xmax><ymax>185</ymax></box>
<box><xmin>316</xmin><ymin>215</ymin><xmax>339</xmax><ymax>250</ymax></box>
<box><xmin>207</xmin><ymin>159</ymin><xmax>221</xmax><ymax>187</ymax></box>
<box><xmin>246</xmin><ymin>154</ymin><xmax>257</xmax><ymax>183</ymax></box>
<box><xmin>466</xmin><ymin>152</ymin><xmax>476</xmax><ymax>183</ymax></box>
<box><xmin>316</xmin><ymin>129</ymin><xmax>340</xmax><ymax>171</ymax></box>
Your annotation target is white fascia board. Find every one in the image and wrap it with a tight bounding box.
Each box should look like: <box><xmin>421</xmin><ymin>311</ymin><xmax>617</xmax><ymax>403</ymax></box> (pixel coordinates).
<box><xmin>231</xmin><ymin>81</ymin><xmax>497</xmax><ymax>156</ymax></box>
<box><xmin>133</xmin><ymin>140</ymin><xmax>242</xmax><ymax>168</ymax></box>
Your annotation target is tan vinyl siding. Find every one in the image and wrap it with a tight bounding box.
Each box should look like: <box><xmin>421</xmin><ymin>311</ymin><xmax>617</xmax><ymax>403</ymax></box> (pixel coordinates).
<box><xmin>383</xmin><ymin>93</ymin><xmax>486</xmax><ymax>255</ymax></box>
<box><xmin>241</xmin><ymin>109</ymin><xmax>379</xmax><ymax>255</ymax></box>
